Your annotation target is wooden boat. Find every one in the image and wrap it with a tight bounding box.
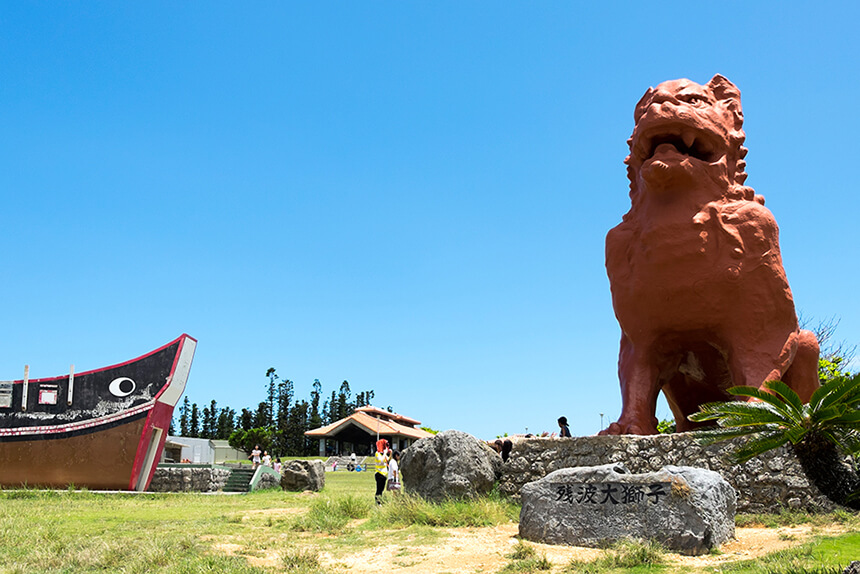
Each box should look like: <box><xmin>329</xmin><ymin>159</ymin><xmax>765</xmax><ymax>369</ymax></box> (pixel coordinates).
<box><xmin>0</xmin><ymin>334</ymin><xmax>196</xmax><ymax>491</ymax></box>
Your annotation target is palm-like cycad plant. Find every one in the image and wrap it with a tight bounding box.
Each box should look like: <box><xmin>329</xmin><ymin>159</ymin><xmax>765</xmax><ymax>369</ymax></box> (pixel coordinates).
<box><xmin>689</xmin><ymin>373</ymin><xmax>860</xmax><ymax>509</ymax></box>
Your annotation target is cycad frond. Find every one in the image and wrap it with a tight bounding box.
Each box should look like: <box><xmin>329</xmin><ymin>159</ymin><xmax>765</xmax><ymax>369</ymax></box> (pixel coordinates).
<box><xmin>689</xmin><ymin>400</ymin><xmax>786</xmax><ymax>424</ymax></box>
<box><xmin>763</xmin><ymin>380</ymin><xmax>804</xmax><ymax>413</ymax></box>
<box><xmin>784</xmin><ymin>426</ymin><xmax>809</xmax><ymax>444</ymax></box>
<box><xmin>732</xmin><ymin>432</ymin><xmax>791</xmax><ymax>464</ymax></box>
<box><xmin>828</xmin><ymin>409</ymin><xmax>860</xmax><ymax>425</ymax></box>
<box><xmin>814</xmin><ymin>373</ymin><xmax>860</xmax><ymax>411</ymax></box>
<box><xmin>814</xmin><ymin>405</ymin><xmax>848</xmax><ymax>424</ymax></box>
<box><xmin>692</xmin><ymin>425</ymin><xmax>764</xmax><ymax>445</ymax></box>
<box><xmin>717</xmin><ymin>416</ymin><xmax>785</xmax><ymax>430</ymax></box>
<box><xmin>821</xmin><ymin>429</ymin><xmax>860</xmax><ymax>457</ymax></box>
<box><xmin>726</xmin><ymin>385</ymin><xmax>803</xmax><ymax>424</ymax></box>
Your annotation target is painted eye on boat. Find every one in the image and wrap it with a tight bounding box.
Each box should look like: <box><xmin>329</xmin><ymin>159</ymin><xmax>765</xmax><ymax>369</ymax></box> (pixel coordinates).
<box><xmin>109</xmin><ymin>377</ymin><xmax>136</xmax><ymax>397</ymax></box>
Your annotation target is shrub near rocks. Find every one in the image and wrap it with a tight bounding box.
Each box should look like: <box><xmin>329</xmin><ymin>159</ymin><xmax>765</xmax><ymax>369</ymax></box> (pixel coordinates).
<box><xmin>400</xmin><ymin>430</ymin><xmax>502</xmax><ymax>501</ymax></box>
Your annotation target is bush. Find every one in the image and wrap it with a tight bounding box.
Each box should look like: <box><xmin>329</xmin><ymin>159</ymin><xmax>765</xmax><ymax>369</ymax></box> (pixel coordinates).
<box><xmin>280</xmin><ymin>549</ymin><xmax>325</xmax><ymax>573</ymax></box>
<box><xmin>289</xmin><ymin>495</ymin><xmax>370</xmax><ymax>534</ymax></box>
<box><xmin>566</xmin><ymin>538</ymin><xmax>665</xmax><ymax>572</ymax></box>
<box><xmin>367</xmin><ymin>492</ymin><xmax>518</xmax><ymax>528</ymax></box>
<box><xmin>508</xmin><ymin>540</ymin><xmax>537</xmax><ymax>560</ymax></box>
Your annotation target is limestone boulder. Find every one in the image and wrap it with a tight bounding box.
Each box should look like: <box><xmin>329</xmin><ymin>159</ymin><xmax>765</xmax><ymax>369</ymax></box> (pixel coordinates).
<box><xmin>280</xmin><ymin>460</ymin><xmax>325</xmax><ymax>492</ymax></box>
<box><xmin>519</xmin><ymin>463</ymin><xmax>735</xmax><ymax>555</ymax></box>
<box><xmin>401</xmin><ymin>429</ymin><xmax>502</xmax><ymax>501</ymax></box>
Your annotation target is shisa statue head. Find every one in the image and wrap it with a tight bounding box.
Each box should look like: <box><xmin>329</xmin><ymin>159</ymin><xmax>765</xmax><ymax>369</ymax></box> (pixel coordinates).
<box><xmin>623</xmin><ymin>74</ymin><xmax>756</xmax><ymax>211</ymax></box>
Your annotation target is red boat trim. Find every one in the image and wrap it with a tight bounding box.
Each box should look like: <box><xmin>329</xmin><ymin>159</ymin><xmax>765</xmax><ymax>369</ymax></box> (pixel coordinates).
<box><xmin>129</xmin><ymin>335</ymin><xmax>197</xmax><ymax>491</ymax></box>
<box><xmin>0</xmin><ymin>400</ymin><xmax>155</xmax><ymax>437</ymax></box>
<box><xmin>4</xmin><ymin>334</ymin><xmax>194</xmax><ymax>386</ymax></box>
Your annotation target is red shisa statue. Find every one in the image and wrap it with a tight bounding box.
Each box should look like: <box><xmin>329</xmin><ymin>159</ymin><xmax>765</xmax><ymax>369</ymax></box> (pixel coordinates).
<box><xmin>603</xmin><ymin>75</ymin><xmax>819</xmax><ymax>435</ymax></box>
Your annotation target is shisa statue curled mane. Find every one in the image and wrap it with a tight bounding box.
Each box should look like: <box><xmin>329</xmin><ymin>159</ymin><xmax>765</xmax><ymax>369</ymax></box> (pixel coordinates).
<box><xmin>603</xmin><ymin>74</ymin><xmax>820</xmax><ymax>435</ymax></box>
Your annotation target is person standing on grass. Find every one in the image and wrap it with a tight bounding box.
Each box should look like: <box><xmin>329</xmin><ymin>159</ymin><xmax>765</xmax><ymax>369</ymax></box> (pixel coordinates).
<box><xmin>262</xmin><ymin>451</ymin><xmax>272</xmax><ymax>467</ymax></box>
<box><xmin>387</xmin><ymin>450</ymin><xmax>401</xmax><ymax>495</ymax></box>
<box><xmin>374</xmin><ymin>438</ymin><xmax>391</xmax><ymax>504</ymax></box>
<box><xmin>251</xmin><ymin>444</ymin><xmax>262</xmax><ymax>469</ymax></box>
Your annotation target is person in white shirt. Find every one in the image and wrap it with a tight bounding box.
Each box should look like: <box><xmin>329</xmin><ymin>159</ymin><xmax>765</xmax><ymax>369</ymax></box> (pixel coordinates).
<box><xmin>387</xmin><ymin>450</ymin><xmax>401</xmax><ymax>494</ymax></box>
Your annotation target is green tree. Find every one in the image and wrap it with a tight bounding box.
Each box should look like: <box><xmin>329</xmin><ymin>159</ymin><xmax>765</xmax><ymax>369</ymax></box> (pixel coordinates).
<box><xmin>657</xmin><ymin>419</ymin><xmax>676</xmax><ymax>434</ymax></box>
<box><xmin>265</xmin><ymin>367</ymin><xmax>278</xmax><ymax>427</ymax></box>
<box><xmin>287</xmin><ymin>399</ymin><xmax>310</xmax><ymax>455</ymax></box>
<box><xmin>189</xmin><ymin>402</ymin><xmax>200</xmax><ymax>438</ymax></box>
<box><xmin>309</xmin><ymin>379</ymin><xmax>323</xmax><ymax>431</ymax></box>
<box><xmin>201</xmin><ymin>404</ymin><xmax>211</xmax><ymax>438</ymax></box>
<box><xmin>228</xmin><ymin>429</ymin><xmax>246</xmax><ymax>453</ymax></box>
<box><xmin>355</xmin><ymin>390</ymin><xmax>374</xmax><ymax>408</ymax></box>
<box><xmin>228</xmin><ymin>427</ymin><xmax>272</xmax><ymax>454</ymax></box>
<box><xmin>201</xmin><ymin>399</ymin><xmax>217</xmax><ymax>438</ymax></box>
<box><xmin>802</xmin><ymin>315</ymin><xmax>855</xmax><ymax>383</ymax></box>
<box><xmin>253</xmin><ymin>401</ymin><xmax>269</xmax><ymax>428</ymax></box>
<box><xmin>689</xmin><ymin>375</ymin><xmax>860</xmax><ymax>509</ymax></box>
<box><xmin>178</xmin><ymin>396</ymin><xmax>190</xmax><ymax>436</ymax></box>
<box><xmin>323</xmin><ymin>390</ymin><xmax>336</xmax><ymax>424</ymax></box>
<box><xmin>276</xmin><ymin>378</ymin><xmax>294</xmax><ymax>433</ymax></box>
<box><xmin>239</xmin><ymin>408</ymin><xmax>253</xmax><ymax>431</ymax></box>
<box><xmin>217</xmin><ymin>407</ymin><xmax>236</xmax><ymax>440</ymax></box>
<box><xmin>336</xmin><ymin>380</ymin><xmax>351</xmax><ymax>420</ymax></box>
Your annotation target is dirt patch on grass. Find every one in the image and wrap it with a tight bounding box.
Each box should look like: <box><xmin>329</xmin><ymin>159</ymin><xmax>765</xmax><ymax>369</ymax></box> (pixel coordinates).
<box><xmin>212</xmin><ymin>522</ymin><xmax>843</xmax><ymax>572</ymax></box>
<box><xmin>672</xmin><ymin>525</ymin><xmax>845</xmax><ymax>569</ymax></box>
<box><xmin>240</xmin><ymin>507</ymin><xmax>304</xmax><ymax>518</ymax></box>
<box><xmin>319</xmin><ymin>524</ymin><xmax>842</xmax><ymax>573</ymax></box>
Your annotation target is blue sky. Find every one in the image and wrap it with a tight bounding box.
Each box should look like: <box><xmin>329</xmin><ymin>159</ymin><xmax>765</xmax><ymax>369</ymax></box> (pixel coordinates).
<box><xmin>2</xmin><ymin>2</ymin><xmax>858</xmax><ymax>439</ymax></box>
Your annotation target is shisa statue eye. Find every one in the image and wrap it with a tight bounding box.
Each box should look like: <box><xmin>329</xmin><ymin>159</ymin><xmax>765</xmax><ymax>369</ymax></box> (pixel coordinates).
<box><xmin>679</xmin><ymin>93</ymin><xmax>709</xmax><ymax>107</ymax></box>
<box><xmin>108</xmin><ymin>377</ymin><xmax>136</xmax><ymax>397</ymax></box>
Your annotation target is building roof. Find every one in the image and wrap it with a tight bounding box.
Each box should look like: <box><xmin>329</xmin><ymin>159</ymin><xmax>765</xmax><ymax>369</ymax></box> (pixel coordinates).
<box><xmin>353</xmin><ymin>405</ymin><xmax>422</xmax><ymax>427</ymax></box>
<box><xmin>305</xmin><ymin>407</ymin><xmax>433</xmax><ymax>441</ymax></box>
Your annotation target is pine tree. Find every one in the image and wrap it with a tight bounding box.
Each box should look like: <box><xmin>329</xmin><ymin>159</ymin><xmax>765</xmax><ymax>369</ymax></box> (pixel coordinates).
<box><xmin>201</xmin><ymin>404</ymin><xmax>212</xmax><ymax>438</ymax></box>
<box><xmin>309</xmin><ymin>379</ymin><xmax>323</xmax><ymax>431</ymax></box>
<box><xmin>179</xmin><ymin>396</ymin><xmax>190</xmax><ymax>436</ymax></box>
<box><xmin>239</xmin><ymin>408</ymin><xmax>253</xmax><ymax>431</ymax></box>
<box><xmin>277</xmin><ymin>378</ymin><xmax>294</xmax><ymax>432</ymax></box>
<box><xmin>336</xmin><ymin>380</ymin><xmax>351</xmax><ymax>420</ymax></box>
<box><xmin>288</xmin><ymin>399</ymin><xmax>310</xmax><ymax>455</ymax></box>
<box><xmin>217</xmin><ymin>407</ymin><xmax>235</xmax><ymax>439</ymax></box>
<box><xmin>189</xmin><ymin>402</ymin><xmax>200</xmax><ymax>438</ymax></box>
<box><xmin>253</xmin><ymin>401</ymin><xmax>269</xmax><ymax>428</ymax></box>
<box><xmin>265</xmin><ymin>368</ymin><xmax>278</xmax><ymax>427</ymax></box>
<box><xmin>324</xmin><ymin>390</ymin><xmax>337</xmax><ymax>423</ymax></box>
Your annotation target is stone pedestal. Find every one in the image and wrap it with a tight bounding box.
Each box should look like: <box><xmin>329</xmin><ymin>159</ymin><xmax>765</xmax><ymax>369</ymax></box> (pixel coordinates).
<box><xmin>519</xmin><ymin>463</ymin><xmax>735</xmax><ymax>555</ymax></box>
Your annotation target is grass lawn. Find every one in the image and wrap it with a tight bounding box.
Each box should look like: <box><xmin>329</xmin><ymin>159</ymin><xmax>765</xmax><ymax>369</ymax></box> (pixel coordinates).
<box><xmin>0</xmin><ymin>472</ymin><xmax>857</xmax><ymax>574</ymax></box>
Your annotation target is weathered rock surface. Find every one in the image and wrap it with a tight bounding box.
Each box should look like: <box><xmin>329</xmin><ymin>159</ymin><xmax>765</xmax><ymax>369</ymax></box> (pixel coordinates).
<box><xmin>148</xmin><ymin>467</ymin><xmax>231</xmax><ymax>492</ymax></box>
<box><xmin>401</xmin><ymin>430</ymin><xmax>502</xmax><ymax>501</ymax></box>
<box><xmin>280</xmin><ymin>460</ymin><xmax>325</xmax><ymax>492</ymax></box>
<box><xmin>255</xmin><ymin>471</ymin><xmax>280</xmax><ymax>490</ymax></box>
<box><xmin>500</xmin><ymin>434</ymin><xmax>836</xmax><ymax>513</ymax></box>
<box><xmin>519</xmin><ymin>463</ymin><xmax>736</xmax><ymax>555</ymax></box>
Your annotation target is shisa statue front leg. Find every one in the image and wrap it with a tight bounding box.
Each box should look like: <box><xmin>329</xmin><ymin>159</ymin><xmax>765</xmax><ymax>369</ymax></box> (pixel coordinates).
<box><xmin>600</xmin><ymin>333</ymin><xmax>659</xmax><ymax>435</ymax></box>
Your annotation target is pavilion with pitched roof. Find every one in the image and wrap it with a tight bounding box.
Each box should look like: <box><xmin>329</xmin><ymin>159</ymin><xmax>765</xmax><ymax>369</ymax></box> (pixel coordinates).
<box><xmin>304</xmin><ymin>405</ymin><xmax>433</xmax><ymax>456</ymax></box>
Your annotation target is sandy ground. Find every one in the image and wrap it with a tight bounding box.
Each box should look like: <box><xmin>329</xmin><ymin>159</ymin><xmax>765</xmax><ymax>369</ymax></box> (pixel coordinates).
<box><xmin>213</xmin><ymin>516</ymin><xmax>844</xmax><ymax>573</ymax></box>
